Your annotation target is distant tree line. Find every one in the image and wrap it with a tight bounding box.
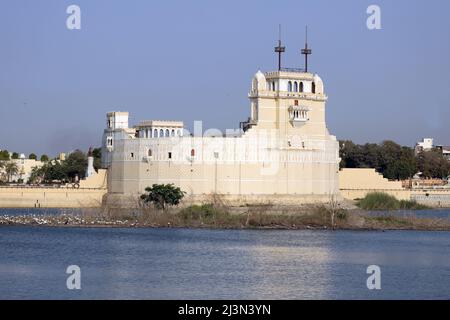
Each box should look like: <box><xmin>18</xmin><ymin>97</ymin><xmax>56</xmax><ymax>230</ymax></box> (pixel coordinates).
<box><xmin>339</xmin><ymin>140</ymin><xmax>450</xmax><ymax>180</ymax></box>
<box><xmin>0</xmin><ymin>150</ymin><xmax>50</xmax><ymax>162</ymax></box>
<box><xmin>0</xmin><ymin>147</ymin><xmax>102</xmax><ymax>185</ymax></box>
<box><xmin>28</xmin><ymin>148</ymin><xmax>102</xmax><ymax>184</ymax></box>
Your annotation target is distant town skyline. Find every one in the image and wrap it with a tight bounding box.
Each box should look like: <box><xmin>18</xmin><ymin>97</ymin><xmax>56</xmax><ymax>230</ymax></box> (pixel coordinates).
<box><xmin>1</xmin><ymin>0</ymin><xmax>449</xmax><ymax>156</ymax></box>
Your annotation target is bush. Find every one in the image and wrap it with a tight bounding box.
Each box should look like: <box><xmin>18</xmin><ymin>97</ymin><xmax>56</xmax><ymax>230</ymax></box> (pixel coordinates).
<box><xmin>357</xmin><ymin>192</ymin><xmax>429</xmax><ymax>210</ymax></box>
<box><xmin>178</xmin><ymin>204</ymin><xmax>217</xmax><ymax>220</ymax></box>
<box><xmin>140</xmin><ymin>184</ymin><xmax>185</xmax><ymax>210</ymax></box>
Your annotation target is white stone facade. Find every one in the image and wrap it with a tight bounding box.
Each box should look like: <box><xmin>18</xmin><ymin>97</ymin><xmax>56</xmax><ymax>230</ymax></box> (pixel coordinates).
<box><xmin>102</xmin><ymin>69</ymin><xmax>340</xmax><ymax>203</ymax></box>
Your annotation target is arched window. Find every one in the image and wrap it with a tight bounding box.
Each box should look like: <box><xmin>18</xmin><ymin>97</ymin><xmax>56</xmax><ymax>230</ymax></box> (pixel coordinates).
<box><xmin>191</xmin><ymin>149</ymin><xmax>195</xmax><ymax>157</ymax></box>
<box><xmin>171</xmin><ymin>129</ymin><xmax>175</xmax><ymax>137</ymax></box>
<box><xmin>160</xmin><ymin>129</ymin><xmax>164</xmax><ymax>137</ymax></box>
<box><xmin>165</xmin><ymin>129</ymin><xmax>170</xmax><ymax>137</ymax></box>
<box><xmin>154</xmin><ymin>129</ymin><xmax>158</xmax><ymax>138</ymax></box>
<box><xmin>294</xmin><ymin>82</ymin><xmax>298</xmax><ymax>92</ymax></box>
<box><xmin>312</xmin><ymin>82</ymin><xmax>316</xmax><ymax>94</ymax></box>
<box><xmin>177</xmin><ymin>129</ymin><xmax>181</xmax><ymax>137</ymax></box>
<box><xmin>148</xmin><ymin>149</ymin><xmax>152</xmax><ymax>157</ymax></box>
<box><xmin>299</xmin><ymin>82</ymin><xmax>304</xmax><ymax>93</ymax></box>
<box><xmin>288</xmin><ymin>81</ymin><xmax>292</xmax><ymax>92</ymax></box>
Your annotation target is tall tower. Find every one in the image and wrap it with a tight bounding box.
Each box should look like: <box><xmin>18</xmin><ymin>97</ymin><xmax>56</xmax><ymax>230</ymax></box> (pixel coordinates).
<box><xmin>86</xmin><ymin>147</ymin><xmax>95</xmax><ymax>178</ymax></box>
<box><xmin>248</xmin><ymin>35</ymin><xmax>329</xmax><ymax>146</ymax></box>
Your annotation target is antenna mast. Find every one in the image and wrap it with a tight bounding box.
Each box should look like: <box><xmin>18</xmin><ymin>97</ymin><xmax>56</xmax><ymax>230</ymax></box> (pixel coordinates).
<box><xmin>274</xmin><ymin>24</ymin><xmax>285</xmax><ymax>71</ymax></box>
<box><xmin>301</xmin><ymin>26</ymin><xmax>312</xmax><ymax>72</ymax></box>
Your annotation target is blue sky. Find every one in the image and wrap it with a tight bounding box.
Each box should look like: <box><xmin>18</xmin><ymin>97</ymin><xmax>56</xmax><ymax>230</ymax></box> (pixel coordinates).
<box><xmin>1</xmin><ymin>0</ymin><xmax>449</xmax><ymax>156</ymax></box>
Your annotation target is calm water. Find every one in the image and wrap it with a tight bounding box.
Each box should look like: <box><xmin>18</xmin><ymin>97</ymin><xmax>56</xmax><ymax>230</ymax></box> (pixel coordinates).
<box><xmin>0</xmin><ymin>223</ymin><xmax>449</xmax><ymax>299</ymax></box>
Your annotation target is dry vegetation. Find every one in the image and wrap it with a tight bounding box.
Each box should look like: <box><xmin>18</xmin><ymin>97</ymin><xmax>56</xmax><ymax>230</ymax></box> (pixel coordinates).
<box><xmin>1</xmin><ymin>194</ymin><xmax>449</xmax><ymax>231</ymax></box>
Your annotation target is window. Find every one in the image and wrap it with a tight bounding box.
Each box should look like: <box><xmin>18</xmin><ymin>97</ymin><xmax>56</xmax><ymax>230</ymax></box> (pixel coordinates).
<box><xmin>191</xmin><ymin>149</ymin><xmax>195</xmax><ymax>157</ymax></box>
<box><xmin>294</xmin><ymin>100</ymin><xmax>299</xmax><ymax>106</ymax></box>
<box><xmin>177</xmin><ymin>129</ymin><xmax>181</xmax><ymax>137</ymax></box>
<box><xmin>165</xmin><ymin>129</ymin><xmax>170</xmax><ymax>137</ymax></box>
<box><xmin>148</xmin><ymin>149</ymin><xmax>152</xmax><ymax>157</ymax></box>
<box><xmin>131</xmin><ymin>152</ymin><xmax>134</xmax><ymax>158</ymax></box>
<box><xmin>160</xmin><ymin>129</ymin><xmax>164</xmax><ymax>137</ymax></box>
<box><xmin>154</xmin><ymin>129</ymin><xmax>158</xmax><ymax>137</ymax></box>
<box><xmin>312</xmin><ymin>82</ymin><xmax>316</xmax><ymax>94</ymax></box>
<box><xmin>171</xmin><ymin>129</ymin><xmax>175</xmax><ymax>137</ymax></box>
<box><xmin>288</xmin><ymin>81</ymin><xmax>292</xmax><ymax>92</ymax></box>
<box><xmin>299</xmin><ymin>82</ymin><xmax>304</xmax><ymax>93</ymax></box>
<box><xmin>294</xmin><ymin>82</ymin><xmax>298</xmax><ymax>92</ymax></box>
<box><xmin>168</xmin><ymin>152</ymin><xmax>172</xmax><ymax>159</ymax></box>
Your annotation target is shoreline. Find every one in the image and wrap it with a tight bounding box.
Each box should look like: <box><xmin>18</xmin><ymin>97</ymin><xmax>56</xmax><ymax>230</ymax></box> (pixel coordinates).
<box><xmin>1</xmin><ymin>207</ymin><xmax>449</xmax><ymax>231</ymax></box>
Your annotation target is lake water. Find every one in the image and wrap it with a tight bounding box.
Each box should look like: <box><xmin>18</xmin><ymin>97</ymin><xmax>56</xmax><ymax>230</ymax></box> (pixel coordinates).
<box><xmin>0</xmin><ymin>209</ymin><xmax>450</xmax><ymax>300</ymax></box>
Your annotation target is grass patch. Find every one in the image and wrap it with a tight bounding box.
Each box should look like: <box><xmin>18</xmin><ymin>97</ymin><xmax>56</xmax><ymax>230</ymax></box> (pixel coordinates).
<box><xmin>357</xmin><ymin>192</ymin><xmax>429</xmax><ymax>211</ymax></box>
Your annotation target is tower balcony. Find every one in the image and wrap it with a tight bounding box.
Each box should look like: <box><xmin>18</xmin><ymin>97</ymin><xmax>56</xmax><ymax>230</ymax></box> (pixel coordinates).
<box><xmin>289</xmin><ymin>106</ymin><xmax>310</xmax><ymax>127</ymax></box>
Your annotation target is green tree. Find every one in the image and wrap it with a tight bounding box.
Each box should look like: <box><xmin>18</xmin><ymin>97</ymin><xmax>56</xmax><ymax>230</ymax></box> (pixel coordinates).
<box><xmin>92</xmin><ymin>147</ymin><xmax>102</xmax><ymax>170</ymax></box>
<box><xmin>140</xmin><ymin>184</ymin><xmax>185</xmax><ymax>210</ymax></box>
<box><xmin>11</xmin><ymin>152</ymin><xmax>19</xmax><ymax>159</ymax></box>
<box><xmin>0</xmin><ymin>150</ymin><xmax>10</xmax><ymax>161</ymax></box>
<box><xmin>45</xmin><ymin>162</ymin><xmax>68</xmax><ymax>182</ymax></box>
<box><xmin>4</xmin><ymin>161</ymin><xmax>19</xmax><ymax>182</ymax></box>
<box><xmin>64</xmin><ymin>150</ymin><xmax>87</xmax><ymax>181</ymax></box>
<box><xmin>418</xmin><ymin>149</ymin><xmax>450</xmax><ymax>179</ymax></box>
<box><xmin>40</xmin><ymin>154</ymin><xmax>49</xmax><ymax>162</ymax></box>
<box><xmin>29</xmin><ymin>153</ymin><xmax>37</xmax><ymax>160</ymax></box>
<box><xmin>28</xmin><ymin>166</ymin><xmax>45</xmax><ymax>184</ymax></box>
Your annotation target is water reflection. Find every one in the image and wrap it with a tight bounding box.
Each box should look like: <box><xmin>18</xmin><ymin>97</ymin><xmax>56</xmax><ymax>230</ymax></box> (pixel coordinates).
<box><xmin>0</xmin><ymin>227</ymin><xmax>449</xmax><ymax>299</ymax></box>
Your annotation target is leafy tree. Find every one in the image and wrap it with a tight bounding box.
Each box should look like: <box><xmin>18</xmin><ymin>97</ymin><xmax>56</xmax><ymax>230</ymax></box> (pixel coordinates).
<box><xmin>40</xmin><ymin>154</ymin><xmax>49</xmax><ymax>162</ymax></box>
<box><xmin>11</xmin><ymin>152</ymin><xmax>19</xmax><ymax>159</ymax></box>
<box><xmin>28</xmin><ymin>166</ymin><xmax>45</xmax><ymax>184</ymax></box>
<box><xmin>4</xmin><ymin>161</ymin><xmax>19</xmax><ymax>182</ymax></box>
<box><xmin>92</xmin><ymin>147</ymin><xmax>102</xmax><ymax>170</ymax></box>
<box><xmin>0</xmin><ymin>150</ymin><xmax>10</xmax><ymax>161</ymax></box>
<box><xmin>64</xmin><ymin>150</ymin><xmax>87</xmax><ymax>181</ymax></box>
<box><xmin>339</xmin><ymin>140</ymin><xmax>418</xmax><ymax>180</ymax></box>
<box><xmin>29</xmin><ymin>153</ymin><xmax>37</xmax><ymax>160</ymax></box>
<box><xmin>45</xmin><ymin>162</ymin><xmax>68</xmax><ymax>182</ymax></box>
<box><xmin>417</xmin><ymin>149</ymin><xmax>450</xmax><ymax>179</ymax></box>
<box><xmin>140</xmin><ymin>184</ymin><xmax>185</xmax><ymax>210</ymax></box>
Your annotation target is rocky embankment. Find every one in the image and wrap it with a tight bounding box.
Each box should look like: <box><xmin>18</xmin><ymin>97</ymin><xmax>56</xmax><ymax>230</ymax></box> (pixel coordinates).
<box><xmin>0</xmin><ymin>214</ymin><xmax>132</xmax><ymax>227</ymax></box>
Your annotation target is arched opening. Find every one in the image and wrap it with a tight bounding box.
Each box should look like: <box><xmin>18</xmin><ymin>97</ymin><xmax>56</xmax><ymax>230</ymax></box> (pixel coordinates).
<box><xmin>171</xmin><ymin>129</ymin><xmax>175</xmax><ymax>137</ymax></box>
<box><xmin>165</xmin><ymin>129</ymin><xmax>170</xmax><ymax>137</ymax></box>
<box><xmin>191</xmin><ymin>149</ymin><xmax>195</xmax><ymax>157</ymax></box>
<box><xmin>177</xmin><ymin>129</ymin><xmax>181</xmax><ymax>137</ymax></box>
<box><xmin>148</xmin><ymin>149</ymin><xmax>152</xmax><ymax>157</ymax></box>
<box><xmin>294</xmin><ymin>82</ymin><xmax>298</xmax><ymax>92</ymax></box>
<box><xmin>154</xmin><ymin>129</ymin><xmax>158</xmax><ymax>138</ymax></box>
<box><xmin>160</xmin><ymin>129</ymin><xmax>164</xmax><ymax>137</ymax></box>
<box><xmin>299</xmin><ymin>82</ymin><xmax>304</xmax><ymax>93</ymax></box>
<box><xmin>288</xmin><ymin>81</ymin><xmax>292</xmax><ymax>92</ymax></box>
<box><xmin>312</xmin><ymin>82</ymin><xmax>316</xmax><ymax>94</ymax></box>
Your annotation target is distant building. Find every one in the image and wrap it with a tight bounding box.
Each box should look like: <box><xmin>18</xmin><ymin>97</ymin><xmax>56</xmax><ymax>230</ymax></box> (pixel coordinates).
<box><xmin>8</xmin><ymin>155</ymin><xmax>43</xmax><ymax>183</ymax></box>
<box><xmin>436</xmin><ymin>145</ymin><xmax>450</xmax><ymax>161</ymax></box>
<box><xmin>415</xmin><ymin>138</ymin><xmax>434</xmax><ymax>155</ymax></box>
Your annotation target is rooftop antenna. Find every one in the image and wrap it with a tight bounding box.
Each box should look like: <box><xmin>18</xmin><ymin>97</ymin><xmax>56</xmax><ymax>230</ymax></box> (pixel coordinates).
<box><xmin>274</xmin><ymin>24</ymin><xmax>285</xmax><ymax>71</ymax></box>
<box><xmin>301</xmin><ymin>26</ymin><xmax>312</xmax><ymax>72</ymax></box>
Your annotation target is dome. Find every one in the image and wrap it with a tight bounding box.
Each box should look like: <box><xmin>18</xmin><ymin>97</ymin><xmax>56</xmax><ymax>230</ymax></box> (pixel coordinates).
<box><xmin>252</xmin><ymin>70</ymin><xmax>267</xmax><ymax>91</ymax></box>
<box><xmin>313</xmin><ymin>74</ymin><xmax>324</xmax><ymax>94</ymax></box>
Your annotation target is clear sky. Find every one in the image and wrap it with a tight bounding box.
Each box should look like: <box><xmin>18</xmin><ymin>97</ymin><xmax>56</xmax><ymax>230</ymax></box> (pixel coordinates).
<box><xmin>1</xmin><ymin>0</ymin><xmax>449</xmax><ymax>156</ymax></box>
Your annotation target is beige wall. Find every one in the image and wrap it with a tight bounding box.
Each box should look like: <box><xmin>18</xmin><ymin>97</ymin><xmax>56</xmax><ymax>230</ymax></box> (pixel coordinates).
<box><xmin>339</xmin><ymin>168</ymin><xmax>403</xmax><ymax>190</ymax></box>
<box><xmin>0</xmin><ymin>188</ymin><xmax>106</xmax><ymax>208</ymax></box>
<box><xmin>339</xmin><ymin>168</ymin><xmax>409</xmax><ymax>200</ymax></box>
<box><xmin>0</xmin><ymin>169</ymin><xmax>108</xmax><ymax>208</ymax></box>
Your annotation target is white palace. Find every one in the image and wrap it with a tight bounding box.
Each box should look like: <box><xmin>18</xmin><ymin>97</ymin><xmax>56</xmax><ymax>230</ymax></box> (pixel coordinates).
<box><xmin>102</xmin><ymin>41</ymin><xmax>340</xmax><ymax>205</ymax></box>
